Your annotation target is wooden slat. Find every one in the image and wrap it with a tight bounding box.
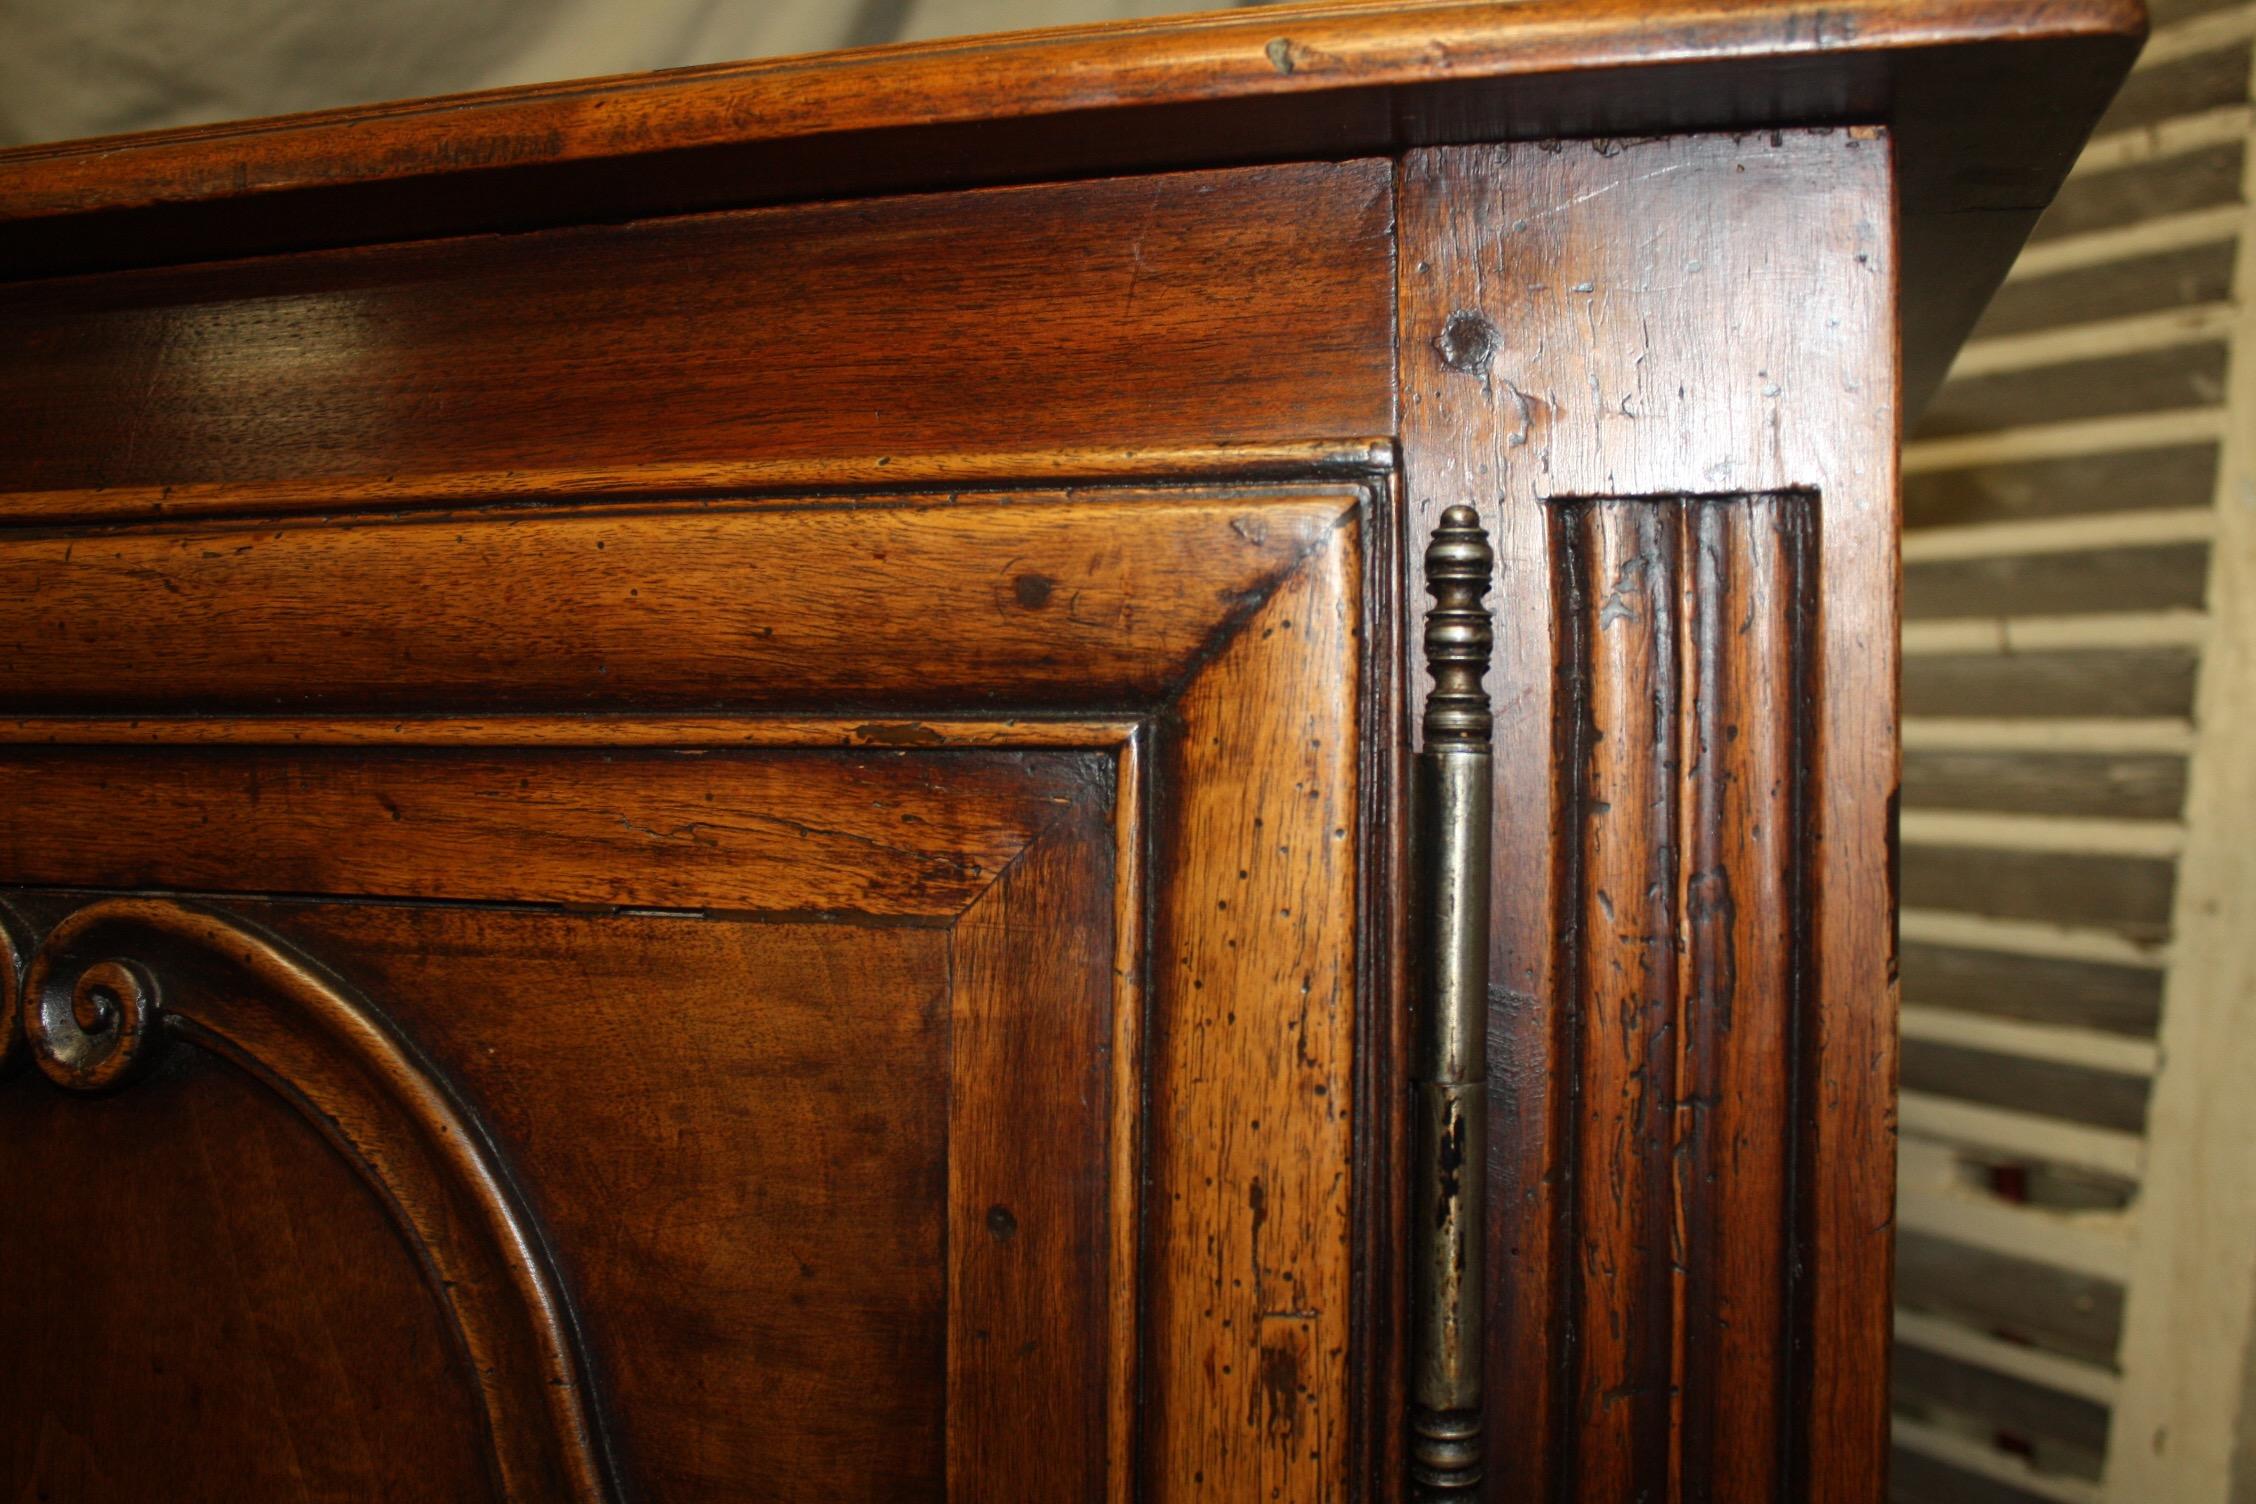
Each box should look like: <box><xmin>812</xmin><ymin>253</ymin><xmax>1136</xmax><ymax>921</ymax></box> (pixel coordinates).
<box><xmin>1901</xmin><ymin>909</ymin><xmax>2165</xmax><ymax>969</ymax></box>
<box><xmin>1902</xmin><ymin>611</ymin><xmax>2209</xmax><ymax>652</ymax></box>
<box><xmin>2069</xmin><ymin>103</ymin><xmax>2252</xmax><ymax>177</ymax></box>
<box><xmin>1901</xmin><ymin>749</ymin><xmax>2188</xmax><ymax>819</ymax></box>
<box><xmin>1897</xmin><ymin>1188</ymin><xmax>2131</xmax><ymax>1284</ymax></box>
<box><xmin>1904</xmin><ymin>547</ymin><xmax>2211</xmax><ymax>618</ymax></box>
<box><xmin>1893</xmin><ymin>1422</ymin><xmax>2103</xmax><ymax>1504</ymax></box>
<box><xmin>1900</xmin><ymin>1007</ymin><xmax>2160</xmax><ymax>1077</ymax></box>
<box><xmin>1949</xmin><ymin>303</ymin><xmax>2237</xmax><ymax>378</ymax></box>
<box><xmin>1976</xmin><ymin>241</ymin><xmax>2237</xmax><ymax>339</ymax></box>
<box><xmin>1899</xmin><ymin>1092</ymin><xmax>2145</xmax><ymax>1178</ymax></box>
<box><xmin>2029</xmin><ymin>143</ymin><xmax>2243</xmax><ymax>245</ymax></box>
<box><xmin>1905</xmin><ymin>411</ymin><xmax>2225</xmax><ymax>472</ymax></box>
<box><xmin>1894</xmin><ymin>1346</ymin><xmax>2113</xmax><ymax>1456</ymax></box>
<box><xmin>1898</xmin><ymin>811</ymin><xmax>2184</xmax><ymax>859</ymax></box>
<box><xmin>1896</xmin><ymin>1311</ymin><xmax>2122</xmax><ymax>1406</ymax></box>
<box><xmin>1903</xmin><ymin>508</ymin><xmax>2217</xmax><ymax>560</ymax></box>
<box><xmin>1896</xmin><ymin>1232</ymin><xmax>2127</xmax><ymax>1367</ymax></box>
<box><xmin>1903</xmin><ymin>445</ymin><xmax>2217</xmax><ymax>529</ymax></box>
<box><xmin>1904</xmin><ymin>648</ymin><xmax>2202</xmax><ymax>718</ymax></box>
<box><xmin>1902</xmin><ymin>942</ymin><xmax>2164</xmax><ymax>1037</ymax></box>
<box><xmin>2097</xmin><ymin>40</ymin><xmax>2253</xmax><ymax>132</ymax></box>
<box><xmin>2013</xmin><ymin>204</ymin><xmax>2245</xmax><ymax>280</ymax></box>
<box><xmin>1902</xmin><ymin>718</ymin><xmax>2196</xmax><ymax>754</ymax></box>
<box><xmin>1920</xmin><ymin>342</ymin><xmax>2230</xmax><ymax>437</ymax></box>
<box><xmin>2147</xmin><ymin>0</ymin><xmax>2255</xmax><ymax>27</ymax></box>
<box><xmin>1902</xmin><ymin>845</ymin><xmax>2176</xmax><ymax>941</ymax></box>
<box><xmin>2132</xmin><ymin>3</ymin><xmax>2256</xmax><ymax>68</ymax></box>
<box><xmin>1903</xmin><ymin>1040</ymin><xmax>2151</xmax><ymax>1133</ymax></box>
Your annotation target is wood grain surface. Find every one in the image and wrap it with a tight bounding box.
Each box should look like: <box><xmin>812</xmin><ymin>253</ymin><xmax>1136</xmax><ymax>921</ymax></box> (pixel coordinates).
<box><xmin>0</xmin><ymin>491</ymin><xmax>1359</xmax><ymax>713</ymax></box>
<box><xmin>0</xmin><ymin>0</ymin><xmax>2139</xmax><ymax>415</ymax></box>
<box><xmin>0</xmin><ymin>166</ymin><xmax>1393</xmax><ymax>494</ymax></box>
<box><xmin>0</xmin><ymin>748</ymin><xmax>1091</xmax><ymax>916</ymax></box>
<box><xmin>0</xmin><ymin>1044</ymin><xmax>500</xmax><ymax>1503</ymax></box>
<box><xmin>0</xmin><ymin>489</ymin><xmax>1374</xmax><ymax>1499</ymax></box>
<box><xmin>261</xmin><ymin>902</ymin><xmax>966</xmax><ymax>1502</ymax></box>
<box><xmin>12</xmin><ymin>898</ymin><xmax>616</xmax><ymax>1500</ymax></box>
<box><xmin>1398</xmin><ymin>131</ymin><xmax>1899</xmax><ymax>1501</ymax></box>
<box><xmin>0</xmin><ymin>0</ymin><xmax>2137</xmax><ymax>226</ymax></box>
<box><xmin>1551</xmin><ymin>494</ymin><xmax>1814</xmax><ymax>1502</ymax></box>
<box><xmin>1145</xmin><ymin>507</ymin><xmax>1361</xmax><ymax>1499</ymax></box>
<box><xmin>0</xmin><ymin>4</ymin><xmax>2118</xmax><ymax>1487</ymax></box>
<box><xmin>947</xmin><ymin>803</ymin><xmax>1120</xmax><ymax>1502</ymax></box>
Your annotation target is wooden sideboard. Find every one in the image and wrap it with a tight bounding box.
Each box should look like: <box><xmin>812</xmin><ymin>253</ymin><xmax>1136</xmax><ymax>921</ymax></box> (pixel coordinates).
<box><xmin>0</xmin><ymin>3</ymin><xmax>2141</xmax><ymax>1500</ymax></box>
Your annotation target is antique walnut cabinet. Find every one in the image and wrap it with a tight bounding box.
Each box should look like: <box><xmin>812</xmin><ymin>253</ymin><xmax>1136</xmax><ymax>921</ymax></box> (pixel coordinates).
<box><xmin>0</xmin><ymin>2</ymin><xmax>2141</xmax><ymax>1500</ymax></box>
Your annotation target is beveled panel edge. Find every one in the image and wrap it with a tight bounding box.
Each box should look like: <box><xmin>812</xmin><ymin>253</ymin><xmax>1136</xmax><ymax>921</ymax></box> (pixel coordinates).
<box><xmin>0</xmin><ymin>715</ymin><xmax>1142</xmax><ymax>748</ymax></box>
<box><xmin>1106</xmin><ymin>726</ymin><xmax>1149</xmax><ymax>1504</ymax></box>
<box><xmin>945</xmin><ymin>794</ymin><xmax>1125</xmax><ymax>1501</ymax></box>
<box><xmin>0</xmin><ymin>441</ymin><xmax>1397</xmax><ymax>531</ymax></box>
<box><xmin>0</xmin><ymin>746</ymin><xmax>1107</xmax><ymax>921</ymax></box>
<box><xmin>15</xmin><ymin>897</ymin><xmax>619</xmax><ymax>1503</ymax></box>
<box><xmin>1143</xmin><ymin>507</ymin><xmax>1364</xmax><ymax>1497</ymax></box>
<box><xmin>0</xmin><ymin>489</ymin><xmax>1363</xmax><ymax>717</ymax></box>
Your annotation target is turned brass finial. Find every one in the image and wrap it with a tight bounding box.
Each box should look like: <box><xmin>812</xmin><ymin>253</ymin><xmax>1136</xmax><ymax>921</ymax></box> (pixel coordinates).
<box><xmin>1421</xmin><ymin>504</ymin><xmax>1496</xmax><ymax>751</ymax></box>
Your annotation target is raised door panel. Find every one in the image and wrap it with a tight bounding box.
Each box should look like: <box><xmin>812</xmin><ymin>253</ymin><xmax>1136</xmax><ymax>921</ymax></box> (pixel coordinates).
<box><xmin>0</xmin><ymin>482</ymin><xmax>1373</xmax><ymax>1503</ymax></box>
<box><xmin>0</xmin><ymin>1033</ymin><xmax>499</xmax><ymax>1503</ymax></box>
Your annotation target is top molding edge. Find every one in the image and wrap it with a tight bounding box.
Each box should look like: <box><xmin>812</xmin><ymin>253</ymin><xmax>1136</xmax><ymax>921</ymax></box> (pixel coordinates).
<box><xmin>0</xmin><ymin>0</ymin><xmax>2146</xmax><ymax>226</ymax></box>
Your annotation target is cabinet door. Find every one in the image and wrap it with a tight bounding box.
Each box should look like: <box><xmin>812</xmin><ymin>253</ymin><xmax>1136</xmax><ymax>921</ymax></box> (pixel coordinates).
<box><xmin>0</xmin><ymin>485</ymin><xmax>1377</xmax><ymax>1502</ymax></box>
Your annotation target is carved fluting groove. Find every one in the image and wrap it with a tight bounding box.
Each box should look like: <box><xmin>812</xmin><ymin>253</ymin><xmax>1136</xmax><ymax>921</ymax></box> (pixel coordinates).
<box><xmin>17</xmin><ymin>898</ymin><xmax>621</xmax><ymax>1503</ymax></box>
<box><xmin>1422</xmin><ymin>503</ymin><xmax>1497</xmax><ymax>750</ymax></box>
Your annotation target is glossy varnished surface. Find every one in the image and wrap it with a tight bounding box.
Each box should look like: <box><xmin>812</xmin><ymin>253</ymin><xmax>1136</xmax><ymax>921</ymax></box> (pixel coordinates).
<box><xmin>0</xmin><ymin>491</ymin><xmax>1361</xmax><ymax>710</ymax></box>
<box><xmin>0</xmin><ymin>480</ymin><xmax>1371</xmax><ymax>1500</ymax></box>
<box><xmin>0</xmin><ymin>166</ymin><xmax>1393</xmax><ymax>495</ymax></box>
<box><xmin>0</xmin><ymin>1044</ymin><xmax>498</xmax><ymax>1503</ymax></box>
<box><xmin>0</xmin><ymin>2</ymin><xmax>2140</xmax><ymax>409</ymax></box>
<box><xmin>0</xmin><ymin>4</ymin><xmax>2136</xmax><ymax>1492</ymax></box>
<box><xmin>1397</xmin><ymin>133</ymin><xmax>1900</xmax><ymax>1500</ymax></box>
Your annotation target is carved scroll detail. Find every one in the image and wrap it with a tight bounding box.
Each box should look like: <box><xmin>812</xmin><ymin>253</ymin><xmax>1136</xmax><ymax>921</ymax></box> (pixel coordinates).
<box><xmin>17</xmin><ymin>898</ymin><xmax>619</xmax><ymax>1503</ymax></box>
